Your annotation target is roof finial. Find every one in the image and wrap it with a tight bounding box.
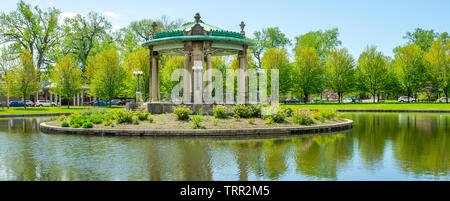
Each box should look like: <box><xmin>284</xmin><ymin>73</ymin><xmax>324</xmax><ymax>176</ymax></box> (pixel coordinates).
<box><xmin>194</xmin><ymin>13</ymin><xmax>201</xmax><ymax>24</ymax></box>
<box><xmin>152</xmin><ymin>22</ymin><xmax>158</xmax><ymax>32</ymax></box>
<box><xmin>240</xmin><ymin>21</ymin><xmax>246</xmax><ymax>37</ymax></box>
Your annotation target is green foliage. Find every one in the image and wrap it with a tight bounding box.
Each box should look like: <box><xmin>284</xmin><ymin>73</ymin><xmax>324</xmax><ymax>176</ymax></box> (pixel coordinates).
<box><xmin>250</xmin><ymin>105</ymin><xmax>262</xmax><ymax>118</ymax></box>
<box><xmin>356</xmin><ymin>46</ymin><xmax>388</xmax><ymax>102</ymax></box>
<box><xmin>293</xmin><ymin>46</ymin><xmax>324</xmax><ymax>102</ymax></box>
<box><xmin>262</xmin><ymin>47</ymin><xmax>292</xmax><ymax>96</ymax></box>
<box><xmin>104</xmin><ymin>119</ymin><xmax>115</xmax><ymax>127</ymax></box>
<box><xmin>404</xmin><ymin>28</ymin><xmax>438</xmax><ymax>51</ymax></box>
<box><xmin>58</xmin><ymin>115</ymin><xmax>66</xmax><ymax>121</ymax></box>
<box><xmin>325</xmin><ymin>48</ymin><xmax>355</xmax><ymax>103</ymax></box>
<box><xmin>231</xmin><ymin>104</ymin><xmax>251</xmax><ymax>118</ymax></box>
<box><xmin>292</xmin><ymin>110</ymin><xmax>315</xmax><ymax>125</ymax></box>
<box><xmin>123</xmin><ymin>47</ymin><xmax>150</xmax><ymax>100</ymax></box>
<box><xmin>174</xmin><ymin>106</ymin><xmax>191</xmax><ymax>120</ymax></box>
<box><xmin>393</xmin><ymin>44</ymin><xmax>426</xmax><ymax>99</ymax></box>
<box><xmin>86</xmin><ymin>49</ymin><xmax>125</xmax><ymax>105</ymax></box>
<box><xmin>148</xmin><ymin>115</ymin><xmax>154</xmax><ymax>123</ymax></box>
<box><xmin>282</xmin><ymin>107</ymin><xmax>293</xmax><ymax>117</ymax></box>
<box><xmin>251</xmin><ymin>27</ymin><xmax>291</xmax><ymax>68</ymax></box>
<box><xmin>191</xmin><ymin>115</ymin><xmax>205</xmax><ymax>129</ymax></box>
<box><xmin>272</xmin><ymin>110</ymin><xmax>287</xmax><ymax>123</ymax></box>
<box><xmin>3</xmin><ymin>50</ymin><xmax>41</xmax><ymax>108</ymax></box>
<box><xmin>134</xmin><ymin>110</ymin><xmax>149</xmax><ymax>121</ymax></box>
<box><xmin>132</xmin><ymin>115</ymin><xmax>140</xmax><ymax>125</ymax></box>
<box><xmin>265</xmin><ymin>118</ymin><xmax>274</xmax><ymax>125</ymax></box>
<box><xmin>88</xmin><ymin>114</ymin><xmax>103</xmax><ymax>124</ymax></box>
<box><xmin>213</xmin><ymin>105</ymin><xmax>228</xmax><ymax>119</ymax></box>
<box><xmin>71</xmin><ymin>123</ymin><xmax>81</xmax><ymax>128</ymax></box>
<box><xmin>248</xmin><ymin>118</ymin><xmax>256</xmax><ymax>125</ymax></box>
<box><xmin>50</xmin><ymin>55</ymin><xmax>84</xmax><ymax>108</ymax></box>
<box><xmin>294</xmin><ymin>28</ymin><xmax>341</xmax><ymax>58</ymax></box>
<box><xmin>61</xmin><ymin>121</ymin><xmax>69</xmax><ymax>127</ymax></box>
<box><xmin>113</xmin><ymin>110</ymin><xmax>133</xmax><ymax>124</ymax></box>
<box><xmin>82</xmin><ymin>122</ymin><xmax>94</xmax><ymax>128</ymax></box>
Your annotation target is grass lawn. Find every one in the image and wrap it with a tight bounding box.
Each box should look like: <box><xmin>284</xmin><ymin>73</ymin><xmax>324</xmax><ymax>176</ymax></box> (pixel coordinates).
<box><xmin>0</xmin><ymin>106</ymin><xmax>125</xmax><ymax>115</ymax></box>
<box><xmin>282</xmin><ymin>103</ymin><xmax>450</xmax><ymax>110</ymax></box>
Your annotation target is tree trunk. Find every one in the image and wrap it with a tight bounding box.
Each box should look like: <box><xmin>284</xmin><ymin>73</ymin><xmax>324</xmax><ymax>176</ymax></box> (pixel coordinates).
<box><xmin>304</xmin><ymin>93</ymin><xmax>309</xmax><ymax>104</ymax></box>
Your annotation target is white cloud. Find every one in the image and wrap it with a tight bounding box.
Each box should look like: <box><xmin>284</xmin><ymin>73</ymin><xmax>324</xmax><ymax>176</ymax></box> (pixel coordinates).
<box><xmin>103</xmin><ymin>11</ymin><xmax>120</xmax><ymax>19</ymax></box>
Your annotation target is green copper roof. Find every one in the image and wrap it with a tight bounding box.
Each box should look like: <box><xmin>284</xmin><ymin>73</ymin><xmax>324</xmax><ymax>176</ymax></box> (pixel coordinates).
<box><xmin>142</xmin><ymin>35</ymin><xmax>254</xmax><ymax>46</ymax></box>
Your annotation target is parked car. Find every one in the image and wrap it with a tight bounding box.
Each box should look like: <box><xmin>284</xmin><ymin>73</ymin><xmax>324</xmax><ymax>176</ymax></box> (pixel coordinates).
<box><xmin>398</xmin><ymin>96</ymin><xmax>417</xmax><ymax>102</ymax></box>
<box><xmin>36</xmin><ymin>100</ymin><xmax>56</xmax><ymax>107</ymax></box>
<box><xmin>25</xmin><ymin>100</ymin><xmax>33</xmax><ymax>107</ymax></box>
<box><xmin>283</xmin><ymin>98</ymin><xmax>300</xmax><ymax>104</ymax></box>
<box><xmin>115</xmin><ymin>100</ymin><xmax>126</xmax><ymax>105</ymax></box>
<box><xmin>436</xmin><ymin>97</ymin><xmax>449</xmax><ymax>103</ymax></box>
<box><xmin>93</xmin><ymin>100</ymin><xmax>110</xmax><ymax>106</ymax></box>
<box><xmin>343</xmin><ymin>97</ymin><xmax>353</xmax><ymax>103</ymax></box>
<box><xmin>110</xmin><ymin>99</ymin><xmax>121</xmax><ymax>105</ymax></box>
<box><xmin>9</xmin><ymin>101</ymin><xmax>24</xmax><ymax>107</ymax></box>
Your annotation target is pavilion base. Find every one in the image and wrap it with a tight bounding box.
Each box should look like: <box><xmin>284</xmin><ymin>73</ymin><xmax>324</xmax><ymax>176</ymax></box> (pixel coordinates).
<box><xmin>147</xmin><ymin>102</ymin><xmax>238</xmax><ymax>115</ymax></box>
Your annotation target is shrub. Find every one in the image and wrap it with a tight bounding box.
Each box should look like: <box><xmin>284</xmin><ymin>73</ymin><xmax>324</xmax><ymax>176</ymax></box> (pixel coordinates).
<box><xmin>148</xmin><ymin>114</ymin><xmax>154</xmax><ymax>123</ymax></box>
<box><xmin>282</xmin><ymin>108</ymin><xmax>294</xmax><ymax>117</ymax></box>
<box><xmin>58</xmin><ymin>115</ymin><xmax>66</xmax><ymax>121</ymax></box>
<box><xmin>61</xmin><ymin>121</ymin><xmax>69</xmax><ymax>127</ymax></box>
<box><xmin>320</xmin><ymin>109</ymin><xmax>338</xmax><ymax>120</ymax></box>
<box><xmin>135</xmin><ymin>110</ymin><xmax>149</xmax><ymax>121</ymax></box>
<box><xmin>213</xmin><ymin>105</ymin><xmax>228</xmax><ymax>119</ymax></box>
<box><xmin>104</xmin><ymin>119</ymin><xmax>115</xmax><ymax>127</ymax></box>
<box><xmin>71</xmin><ymin>123</ymin><xmax>80</xmax><ymax>128</ymax></box>
<box><xmin>272</xmin><ymin>110</ymin><xmax>287</xmax><ymax>123</ymax></box>
<box><xmin>213</xmin><ymin>118</ymin><xmax>219</xmax><ymax>125</ymax></box>
<box><xmin>248</xmin><ymin>118</ymin><xmax>256</xmax><ymax>125</ymax></box>
<box><xmin>88</xmin><ymin>114</ymin><xmax>103</xmax><ymax>124</ymax></box>
<box><xmin>174</xmin><ymin>106</ymin><xmax>191</xmax><ymax>120</ymax></box>
<box><xmin>292</xmin><ymin>110</ymin><xmax>315</xmax><ymax>125</ymax></box>
<box><xmin>191</xmin><ymin>115</ymin><xmax>205</xmax><ymax>129</ymax></box>
<box><xmin>312</xmin><ymin>111</ymin><xmax>324</xmax><ymax>122</ymax></box>
<box><xmin>265</xmin><ymin>118</ymin><xmax>274</xmax><ymax>125</ymax></box>
<box><xmin>132</xmin><ymin>115</ymin><xmax>140</xmax><ymax>125</ymax></box>
<box><xmin>232</xmin><ymin>104</ymin><xmax>251</xmax><ymax>118</ymax></box>
<box><xmin>250</xmin><ymin>105</ymin><xmax>261</xmax><ymax>118</ymax></box>
<box><xmin>82</xmin><ymin>122</ymin><xmax>94</xmax><ymax>128</ymax></box>
<box><xmin>113</xmin><ymin>110</ymin><xmax>133</xmax><ymax>124</ymax></box>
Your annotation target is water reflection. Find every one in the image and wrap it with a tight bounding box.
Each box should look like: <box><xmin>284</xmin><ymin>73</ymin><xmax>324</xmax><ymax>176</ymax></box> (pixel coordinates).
<box><xmin>0</xmin><ymin>113</ymin><xmax>448</xmax><ymax>181</ymax></box>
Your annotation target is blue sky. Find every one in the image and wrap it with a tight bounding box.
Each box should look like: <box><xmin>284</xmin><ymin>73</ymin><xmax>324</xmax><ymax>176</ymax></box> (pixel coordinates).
<box><xmin>1</xmin><ymin>0</ymin><xmax>449</xmax><ymax>59</ymax></box>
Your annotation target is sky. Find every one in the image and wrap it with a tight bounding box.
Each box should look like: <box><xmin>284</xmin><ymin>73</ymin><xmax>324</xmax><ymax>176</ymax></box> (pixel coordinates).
<box><xmin>1</xmin><ymin>0</ymin><xmax>449</xmax><ymax>59</ymax></box>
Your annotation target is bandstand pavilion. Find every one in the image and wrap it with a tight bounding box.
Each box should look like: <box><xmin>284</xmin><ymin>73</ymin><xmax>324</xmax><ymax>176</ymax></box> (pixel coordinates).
<box><xmin>142</xmin><ymin>13</ymin><xmax>254</xmax><ymax>114</ymax></box>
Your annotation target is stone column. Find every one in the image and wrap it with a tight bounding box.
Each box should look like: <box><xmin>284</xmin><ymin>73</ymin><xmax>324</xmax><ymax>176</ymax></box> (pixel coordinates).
<box><xmin>184</xmin><ymin>51</ymin><xmax>192</xmax><ymax>103</ymax></box>
<box><xmin>49</xmin><ymin>93</ymin><xmax>53</xmax><ymax>104</ymax></box>
<box><xmin>81</xmin><ymin>91</ymin><xmax>84</xmax><ymax>106</ymax></box>
<box><xmin>237</xmin><ymin>49</ymin><xmax>248</xmax><ymax>104</ymax></box>
<box><xmin>192</xmin><ymin>42</ymin><xmax>204</xmax><ymax>105</ymax></box>
<box><xmin>206</xmin><ymin>46</ymin><xmax>213</xmax><ymax>96</ymax></box>
<box><xmin>151</xmin><ymin>52</ymin><xmax>160</xmax><ymax>102</ymax></box>
<box><xmin>73</xmin><ymin>95</ymin><xmax>76</xmax><ymax>106</ymax></box>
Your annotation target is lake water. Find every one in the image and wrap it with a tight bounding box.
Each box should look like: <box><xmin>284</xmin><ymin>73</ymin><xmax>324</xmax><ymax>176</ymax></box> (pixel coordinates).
<box><xmin>0</xmin><ymin>113</ymin><xmax>448</xmax><ymax>181</ymax></box>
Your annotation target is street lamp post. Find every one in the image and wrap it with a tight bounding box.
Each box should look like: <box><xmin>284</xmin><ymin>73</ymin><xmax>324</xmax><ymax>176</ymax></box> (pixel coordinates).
<box><xmin>133</xmin><ymin>71</ymin><xmax>143</xmax><ymax>102</ymax></box>
<box><xmin>256</xmin><ymin>68</ymin><xmax>264</xmax><ymax>104</ymax></box>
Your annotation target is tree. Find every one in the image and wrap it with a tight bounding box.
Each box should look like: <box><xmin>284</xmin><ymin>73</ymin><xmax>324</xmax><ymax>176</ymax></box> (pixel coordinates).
<box><xmin>424</xmin><ymin>39</ymin><xmax>450</xmax><ymax>102</ymax></box>
<box><xmin>87</xmin><ymin>49</ymin><xmax>125</xmax><ymax>106</ymax></box>
<box><xmin>404</xmin><ymin>28</ymin><xmax>438</xmax><ymax>51</ymax></box>
<box><xmin>393</xmin><ymin>44</ymin><xmax>426</xmax><ymax>102</ymax></box>
<box><xmin>325</xmin><ymin>48</ymin><xmax>355</xmax><ymax>103</ymax></box>
<box><xmin>356</xmin><ymin>46</ymin><xmax>388</xmax><ymax>102</ymax></box>
<box><xmin>62</xmin><ymin>12</ymin><xmax>112</xmax><ymax>71</ymax></box>
<box><xmin>0</xmin><ymin>0</ymin><xmax>63</xmax><ymax>72</ymax></box>
<box><xmin>123</xmin><ymin>47</ymin><xmax>150</xmax><ymax>100</ymax></box>
<box><xmin>3</xmin><ymin>50</ymin><xmax>41</xmax><ymax>109</ymax></box>
<box><xmin>250</xmin><ymin>27</ymin><xmax>290</xmax><ymax>69</ymax></box>
<box><xmin>293</xmin><ymin>46</ymin><xmax>323</xmax><ymax>103</ymax></box>
<box><xmin>261</xmin><ymin>47</ymin><xmax>291</xmax><ymax>98</ymax></box>
<box><xmin>160</xmin><ymin>56</ymin><xmax>184</xmax><ymax>97</ymax></box>
<box><xmin>49</xmin><ymin>55</ymin><xmax>83</xmax><ymax>108</ymax></box>
<box><xmin>295</xmin><ymin>28</ymin><xmax>341</xmax><ymax>58</ymax></box>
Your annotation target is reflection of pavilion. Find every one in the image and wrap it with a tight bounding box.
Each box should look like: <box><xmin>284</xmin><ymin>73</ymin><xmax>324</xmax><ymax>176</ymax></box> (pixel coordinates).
<box><xmin>142</xmin><ymin>13</ymin><xmax>254</xmax><ymax>114</ymax></box>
